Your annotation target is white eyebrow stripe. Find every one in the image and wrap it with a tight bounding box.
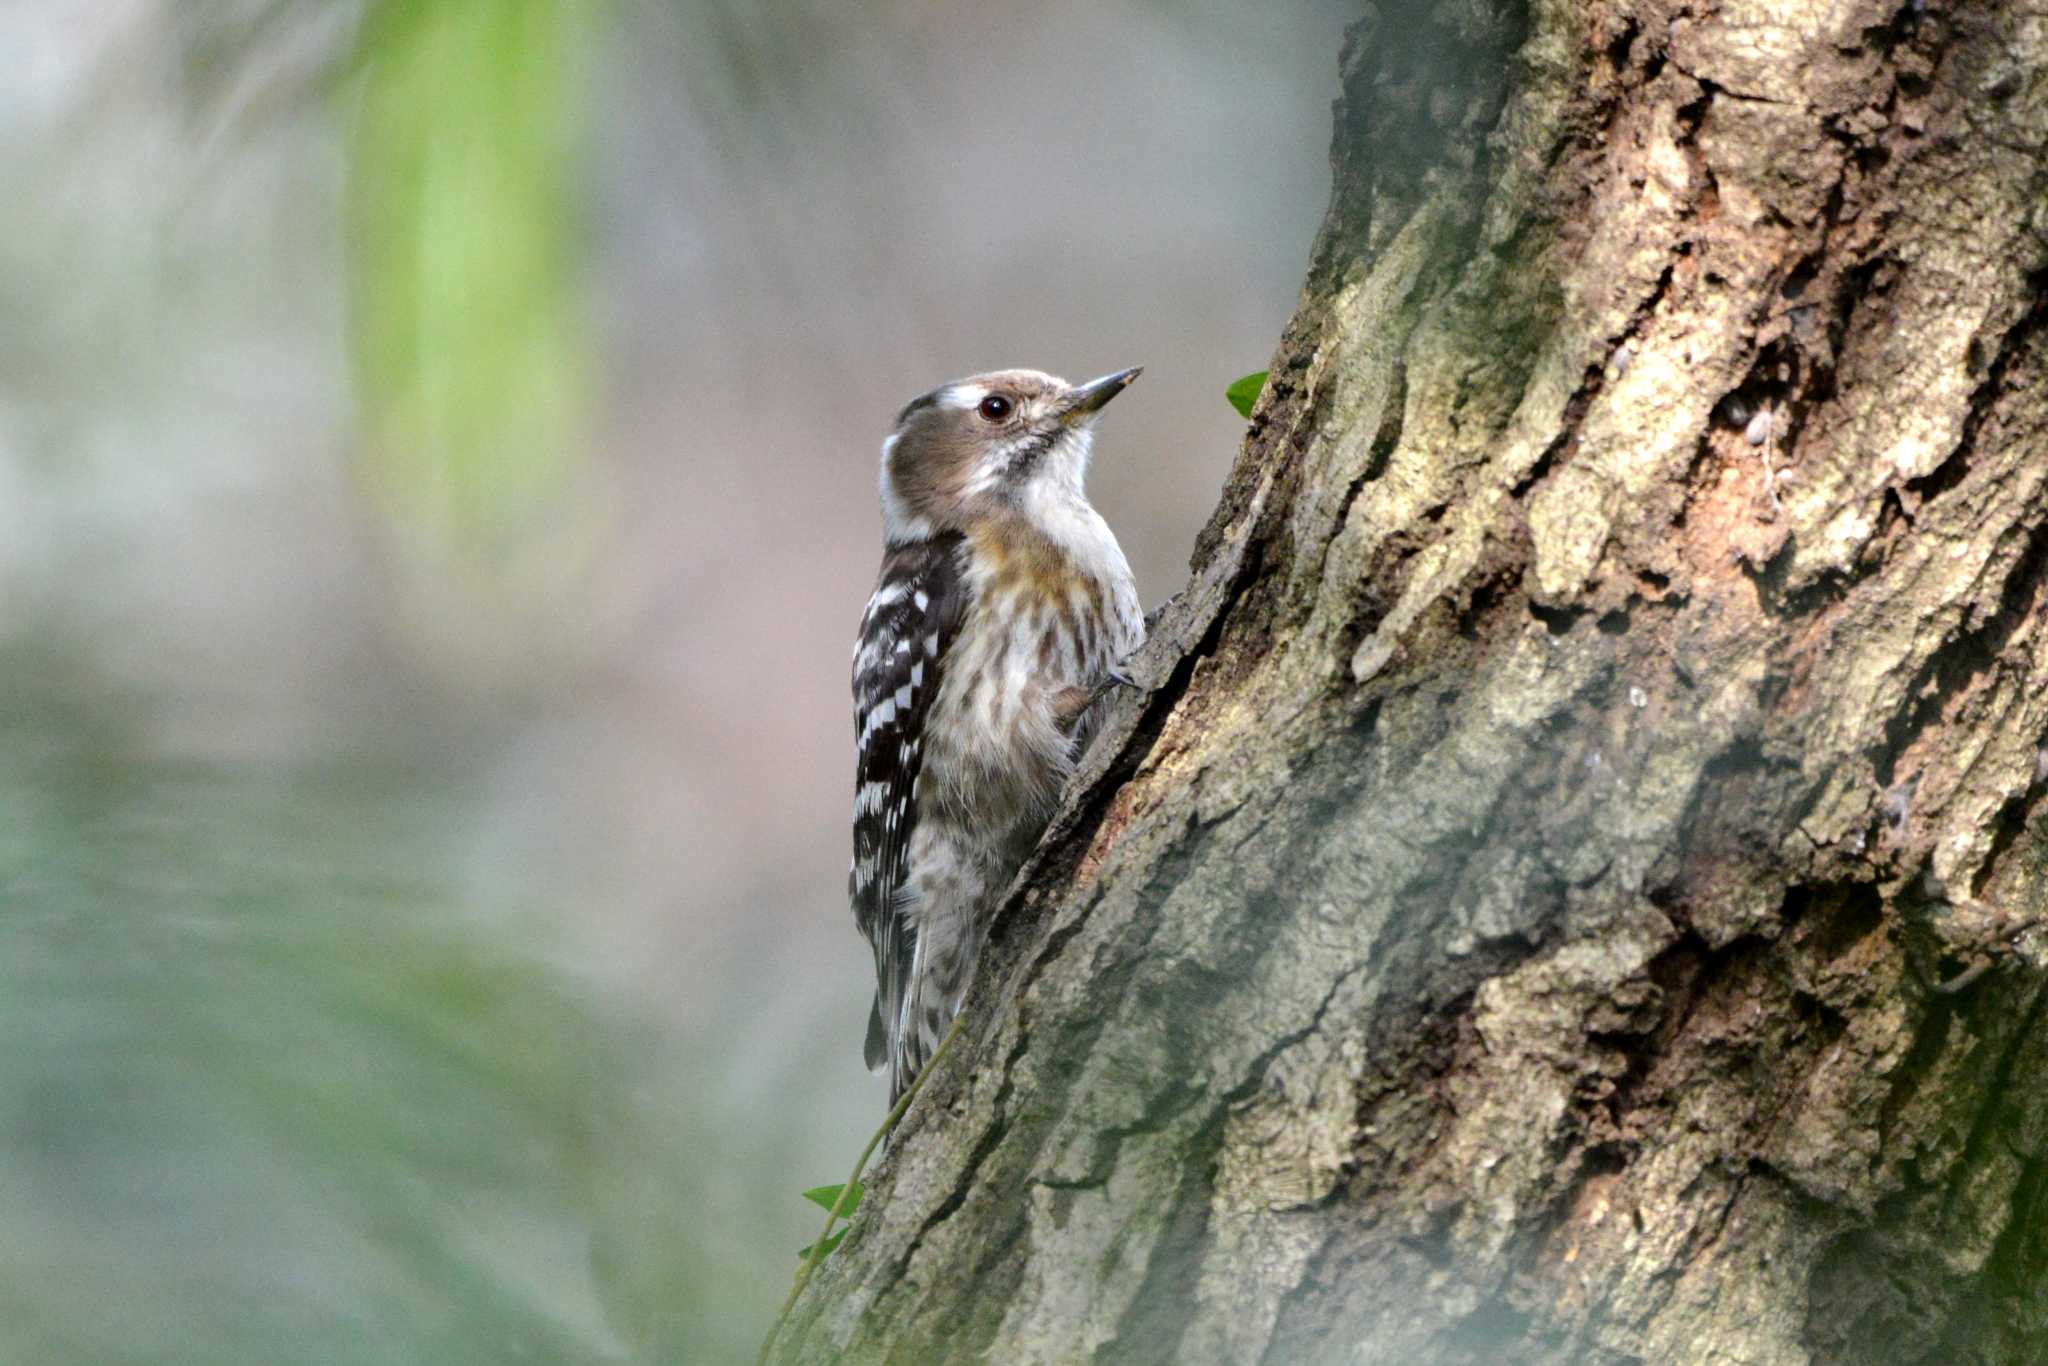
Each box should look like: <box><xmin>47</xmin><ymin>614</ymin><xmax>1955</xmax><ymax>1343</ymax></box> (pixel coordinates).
<box><xmin>944</xmin><ymin>384</ymin><xmax>988</xmax><ymax>410</ymax></box>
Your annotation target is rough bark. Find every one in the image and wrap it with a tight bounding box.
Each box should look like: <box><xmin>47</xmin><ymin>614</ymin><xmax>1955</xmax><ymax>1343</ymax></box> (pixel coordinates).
<box><xmin>777</xmin><ymin>0</ymin><xmax>2048</xmax><ymax>1360</ymax></box>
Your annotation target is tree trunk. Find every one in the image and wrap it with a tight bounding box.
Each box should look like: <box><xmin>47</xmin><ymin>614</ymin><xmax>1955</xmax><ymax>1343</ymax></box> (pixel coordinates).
<box><xmin>777</xmin><ymin>0</ymin><xmax>2048</xmax><ymax>1359</ymax></box>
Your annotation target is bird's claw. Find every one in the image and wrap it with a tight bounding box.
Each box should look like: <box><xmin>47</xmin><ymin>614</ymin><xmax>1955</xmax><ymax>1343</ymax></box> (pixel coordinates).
<box><xmin>1089</xmin><ymin>664</ymin><xmax>1139</xmax><ymax>706</ymax></box>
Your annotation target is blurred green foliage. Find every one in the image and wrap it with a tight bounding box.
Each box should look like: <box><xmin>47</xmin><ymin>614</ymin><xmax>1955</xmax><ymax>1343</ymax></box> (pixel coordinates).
<box><xmin>346</xmin><ymin>0</ymin><xmax>602</xmax><ymax>656</ymax></box>
<box><xmin>0</xmin><ymin>636</ymin><xmax>840</xmax><ymax>1365</ymax></box>
<box><xmin>0</xmin><ymin>755</ymin><xmax>628</xmax><ymax>1363</ymax></box>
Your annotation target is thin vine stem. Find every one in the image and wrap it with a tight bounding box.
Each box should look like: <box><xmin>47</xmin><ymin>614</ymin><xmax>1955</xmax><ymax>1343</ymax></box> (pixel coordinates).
<box><xmin>756</xmin><ymin>1011</ymin><xmax>968</xmax><ymax>1365</ymax></box>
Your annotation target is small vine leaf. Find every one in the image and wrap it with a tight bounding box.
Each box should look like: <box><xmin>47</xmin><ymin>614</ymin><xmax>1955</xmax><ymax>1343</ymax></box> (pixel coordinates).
<box><xmin>798</xmin><ymin>1230</ymin><xmax>848</xmax><ymax>1260</ymax></box>
<box><xmin>1226</xmin><ymin>371</ymin><xmax>1268</xmax><ymax>419</ymax></box>
<box><xmin>801</xmin><ymin>1180</ymin><xmax>864</xmax><ymax>1215</ymax></box>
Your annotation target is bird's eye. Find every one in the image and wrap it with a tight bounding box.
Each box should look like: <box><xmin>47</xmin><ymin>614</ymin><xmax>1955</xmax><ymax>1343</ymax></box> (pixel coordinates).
<box><xmin>977</xmin><ymin>394</ymin><xmax>1014</xmax><ymax>423</ymax></box>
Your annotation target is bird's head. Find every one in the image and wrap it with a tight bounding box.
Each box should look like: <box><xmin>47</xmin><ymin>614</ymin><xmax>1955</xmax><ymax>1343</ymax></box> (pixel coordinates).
<box><xmin>877</xmin><ymin>367</ymin><xmax>1140</xmax><ymax>544</ymax></box>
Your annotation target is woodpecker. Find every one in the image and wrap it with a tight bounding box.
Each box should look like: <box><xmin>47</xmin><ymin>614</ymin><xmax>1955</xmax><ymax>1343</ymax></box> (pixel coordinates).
<box><xmin>851</xmin><ymin>367</ymin><xmax>1144</xmax><ymax>1103</ymax></box>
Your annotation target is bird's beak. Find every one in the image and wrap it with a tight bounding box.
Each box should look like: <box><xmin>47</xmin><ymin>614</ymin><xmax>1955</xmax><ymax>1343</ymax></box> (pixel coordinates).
<box><xmin>1059</xmin><ymin>367</ymin><xmax>1143</xmax><ymax>424</ymax></box>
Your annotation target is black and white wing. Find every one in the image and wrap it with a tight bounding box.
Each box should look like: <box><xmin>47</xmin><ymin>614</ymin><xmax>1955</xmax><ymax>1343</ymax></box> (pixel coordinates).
<box><xmin>850</xmin><ymin>532</ymin><xmax>967</xmax><ymax>1074</ymax></box>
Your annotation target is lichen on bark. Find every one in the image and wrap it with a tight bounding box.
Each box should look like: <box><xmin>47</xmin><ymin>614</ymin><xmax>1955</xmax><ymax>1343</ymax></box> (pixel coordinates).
<box><xmin>772</xmin><ymin>0</ymin><xmax>2048</xmax><ymax>1361</ymax></box>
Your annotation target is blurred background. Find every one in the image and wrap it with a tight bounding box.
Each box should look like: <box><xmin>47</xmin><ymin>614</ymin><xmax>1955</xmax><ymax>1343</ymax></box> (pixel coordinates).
<box><xmin>0</xmin><ymin>1</ymin><xmax>1345</xmax><ymax>1360</ymax></box>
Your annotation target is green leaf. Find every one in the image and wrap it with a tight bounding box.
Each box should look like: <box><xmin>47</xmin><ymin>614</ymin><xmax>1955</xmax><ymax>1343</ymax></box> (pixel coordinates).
<box><xmin>802</xmin><ymin>1180</ymin><xmax>863</xmax><ymax>1216</ymax></box>
<box><xmin>798</xmin><ymin>1230</ymin><xmax>848</xmax><ymax>1261</ymax></box>
<box><xmin>1225</xmin><ymin>370</ymin><xmax>1268</xmax><ymax>419</ymax></box>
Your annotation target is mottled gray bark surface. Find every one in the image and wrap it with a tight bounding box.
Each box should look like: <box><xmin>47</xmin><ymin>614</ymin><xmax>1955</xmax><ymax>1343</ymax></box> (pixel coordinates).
<box><xmin>776</xmin><ymin>0</ymin><xmax>2048</xmax><ymax>1360</ymax></box>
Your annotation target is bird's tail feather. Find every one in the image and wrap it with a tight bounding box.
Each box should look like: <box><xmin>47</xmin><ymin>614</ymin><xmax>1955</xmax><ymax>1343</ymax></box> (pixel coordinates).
<box><xmin>863</xmin><ymin>994</ymin><xmax>890</xmax><ymax>1072</ymax></box>
<box><xmin>887</xmin><ymin>969</ymin><xmax>957</xmax><ymax>1106</ymax></box>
